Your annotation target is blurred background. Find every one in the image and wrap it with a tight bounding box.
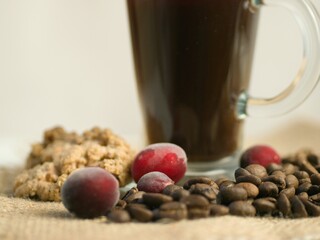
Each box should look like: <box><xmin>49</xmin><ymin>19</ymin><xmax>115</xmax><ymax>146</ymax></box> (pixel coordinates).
<box><xmin>0</xmin><ymin>0</ymin><xmax>320</xmax><ymax>167</ymax></box>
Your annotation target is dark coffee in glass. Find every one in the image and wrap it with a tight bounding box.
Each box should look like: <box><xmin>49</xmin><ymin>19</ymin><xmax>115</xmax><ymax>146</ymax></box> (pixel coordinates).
<box><xmin>127</xmin><ymin>0</ymin><xmax>259</xmax><ymax>170</ymax></box>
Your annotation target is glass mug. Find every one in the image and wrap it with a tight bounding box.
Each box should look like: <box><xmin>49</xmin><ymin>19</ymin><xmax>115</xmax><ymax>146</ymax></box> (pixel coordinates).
<box><xmin>127</xmin><ymin>0</ymin><xmax>320</xmax><ymax>175</ymax></box>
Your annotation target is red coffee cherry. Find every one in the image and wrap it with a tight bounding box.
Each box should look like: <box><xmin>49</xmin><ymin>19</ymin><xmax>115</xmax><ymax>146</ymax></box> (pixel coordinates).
<box><xmin>131</xmin><ymin>143</ymin><xmax>187</xmax><ymax>183</ymax></box>
<box><xmin>240</xmin><ymin>145</ymin><xmax>281</xmax><ymax>168</ymax></box>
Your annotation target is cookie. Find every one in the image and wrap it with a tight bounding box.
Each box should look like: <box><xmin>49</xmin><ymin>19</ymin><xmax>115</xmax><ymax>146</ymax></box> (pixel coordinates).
<box><xmin>14</xmin><ymin>126</ymin><xmax>136</xmax><ymax>201</ymax></box>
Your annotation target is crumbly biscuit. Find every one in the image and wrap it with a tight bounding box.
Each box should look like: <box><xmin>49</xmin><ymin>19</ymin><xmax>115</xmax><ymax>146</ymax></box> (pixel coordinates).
<box><xmin>14</xmin><ymin>126</ymin><xmax>136</xmax><ymax>201</ymax></box>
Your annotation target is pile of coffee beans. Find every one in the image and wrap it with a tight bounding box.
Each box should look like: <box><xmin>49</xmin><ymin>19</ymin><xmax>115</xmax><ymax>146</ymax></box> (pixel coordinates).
<box><xmin>106</xmin><ymin>150</ymin><xmax>320</xmax><ymax>223</ymax></box>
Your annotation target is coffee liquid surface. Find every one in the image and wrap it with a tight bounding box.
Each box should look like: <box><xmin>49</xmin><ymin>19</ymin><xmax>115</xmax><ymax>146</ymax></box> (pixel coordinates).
<box><xmin>128</xmin><ymin>0</ymin><xmax>259</xmax><ymax>163</ymax></box>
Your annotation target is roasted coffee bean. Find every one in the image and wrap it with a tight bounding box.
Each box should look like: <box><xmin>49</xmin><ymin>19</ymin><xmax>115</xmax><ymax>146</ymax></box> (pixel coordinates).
<box><xmin>301</xmin><ymin>163</ymin><xmax>318</xmax><ymax>176</ymax></box>
<box><xmin>209</xmin><ymin>204</ymin><xmax>229</xmax><ymax>216</ymax></box>
<box><xmin>270</xmin><ymin>170</ymin><xmax>286</xmax><ymax>179</ymax></box>
<box><xmin>171</xmin><ymin>188</ymin><xmax>190</xmax><ymax>201</ymax></box>
<box><xmin>262</xmin><ymin>175</ymin><xmax>286</xmax><ymax>190</ymax></box>
<box><xmin>293</xmin><ymin>171</ymin><xmax>310</xmax><ymax>179</ymax></box>
<box><xmin>245</xmin><ymin>164</ymin><xmax>268</xmax><ymax>179</ymax></box>
<box><xmin>297</xmin><ymin>192</ymin><xmax>309</xmax><ymax>201</ymax></box>
<box><xmin>308</xmin><ymin>185</ymin><xmax>320</xmax><ymax>196</ymax></box>
<box><xmin>115</xmin><ymin>199</ymin><xmax>127</xmax><ymax>209</ymax></box>
<box><xmin>309</xmin><ymin>193</ymin><xmax>320</xmax><ymax>204</ymax></box>
<box><xmin>180</xmin><ymin>195</ymin><xmax>210</xmax><ymax>219</ymax></box>
<box><xmin>188</xmin><ymin>208</ymin><xmax>210</xmax><ymax>219</ymax></box>
<box><xmin>162</xmin><ymin>184</ymin><xmax>182</xmax><ymax>196</ymax></box>
<box><xmin>285</xmin><ymin>175</ymin><xmax>299</xmax><ymax>189</ymax></box>
<box><xmin>220</xmin><ymin>186</ymin><xmax>248</xmax><ymax>205</ymax></box>
<box><xmin>126</xmin><ymin>204</ymin><xmax>153</xmax><ymax>222</ymax></box>
<box><xmin>296</xmin><ymin>182</ymin><xmax>312</xmax><ymax>194</ymax></box>
<box><xmin>288</xmin><ymin>155</ymin><xmax>303</xmax><ymax>163</ymax></box>
<box><xmin>215</xmin><ymin>192</ymin><xmax>222</xmax><ymax>204</ymax></box>
<box><xmin>258</xmin><ymin>182</ymin><xmax>279</xmax><ymax>198</ymax></box>
<box><xmin>142</xmin><ymin>193</ymin><xmax>173</xmax><ymax>208</ymax></box>
<box><xmin>183</xmin><ymin>177</ymin><xmax>218</xmax><ymax>190</ymax></box>
<box><xmin>235</xmin><ymin>182</ymin><xmax>259</xmax><ymax>199</ymax></box>
<box><xmin>234</xmin><ymin>168</ymin><xmax>251</xmax><ymax>178</ymax></box>
<box><xmin>300</xmin><ymin>198</ymin><xmax>320</xmax><ymax>217</ymax></box>
<box><xmin>301</xmin><ymin>162</ymin><xmax>319</xmax><ymax>175</ymax></box>
<box><xmin>219</xmin><ymin>180</ymin><xmax>235</xmax><ymax>190</ymax></box>
<box><xmin>299</xmin><ymin>178</ymin><xmax>311</xmax><ymax>185</ymax></box>
<box><xmin>121</xmin><ymin>187</ymin><xmax>139</xmax><ymax>201</ymax></box>
<box><xmin>154</xmin><ymin>202</ymin><xmax>188</xmax><ymax>220</ymax></box>
<box><xmin>280</xmin><ymin>187</ymin><xmax>295</xmax><ymax>200</ymax></box>
<box><xmin>189</xmin><ymin>183</ymin><xmax>217</xmax><ymax>201</ymax></box>
<box><xmin>180</xmin><ymin>195</ymin><xmax>210</xmax><ymax>208</ymax></box>
<box><xmin>236</xmin><ymin>175</ymin><xmax>261</xmax><ymax>186</ymax></box>
<box><xmin>123</xmin><ymin>190</ymin><xmax>145</xmax><ymax>203</ymax></box>
<box><xmin>253</xmin><ymin>198</ymin><xmax>277</xmax><ymax>215</ymax></box>
<box><xmin>294</xmin><ymin>152</ymin><xmax>308</xmax><ymax>163</ymax></box>
<box><xmin>266</xmin><ymin>164</ymin><xmax>283</xmax><ymax>174</ymax></box>
<box><xmin>264</xmin><ymin>197</ymin><xmax>276</xmax><ymax>203</ymax></box>
<box><xmin>307</xmin><ymin>153</ymin><xmax>319</xmax><ymax>166</ymax></box>
<box><xmin>282</xmin><ymin>163</ymin><xmax>298</xmax><ymax>175</ymax></box>
<box><xmin>214</xmin><ymin>177</ymin><xmax>230</xmax><ymax>187</ymax></box>
<box><xmin>277</xmin><ymin>193</ymin><xmax>291</xmax><ymax>217</ymax></box>
<box><xmin>125</xmin><ymin>203</ymin><xmax>148</xmax><ymax>209</ymax></box>
<box><xmin>298</xmin><ymin>158</ymin><xmax>318</xmax><ymax>176</ymax></box>
<box><xmin>107</xmin><ymin>209</ymin><xmax>131</xmax><ymax>223</ymax></box>
<box><xmin>291</xmin><ymin>195</ymin><xmax>308</xmax><ymax>218</ymax></box>
<box><xmin>282</xmin><ymin>156</ymin><xmax>297</xmax><ymax>165</ymax></box>
<box><xmin>310</xmin><ymin>173</ymin><xmax>320</xmax><ymax>185</ymax></box>
<box><xmin>246</xmin><ymin>198</ymin><xmax>254</xmax><ymax>205</ymax></box>
<box><xmin>228</xmin><ymin>201</ymin><xmax>256</xmax><ymax>217</ymax></box>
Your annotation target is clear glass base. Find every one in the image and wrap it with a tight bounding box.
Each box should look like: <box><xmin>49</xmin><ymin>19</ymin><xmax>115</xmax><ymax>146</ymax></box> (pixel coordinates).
<box><xmin>184</xmin><ymin>150</ymin><xmax>241</xmax><ymax>181</ymax></box>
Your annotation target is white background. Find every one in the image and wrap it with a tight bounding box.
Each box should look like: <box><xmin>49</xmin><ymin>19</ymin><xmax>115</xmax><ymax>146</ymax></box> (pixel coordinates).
<box><xmin>0</xmin><ymin>0</ymin><xmax>320</xmax><ymax>167</ymax></box>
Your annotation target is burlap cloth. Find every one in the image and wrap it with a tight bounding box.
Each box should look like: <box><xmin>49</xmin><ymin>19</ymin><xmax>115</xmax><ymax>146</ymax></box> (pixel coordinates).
<box><xmin>1</xmin><ymin>168</ymin><xmax>320</xmax><ymax>240</ymax></box>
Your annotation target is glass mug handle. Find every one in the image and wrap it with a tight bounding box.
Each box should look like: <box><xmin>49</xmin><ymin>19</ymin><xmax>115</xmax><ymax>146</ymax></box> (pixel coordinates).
<box><xmin>237</xmin><ymin>0</ymin><xmax>320</xmax><ymax>119</ymax></box>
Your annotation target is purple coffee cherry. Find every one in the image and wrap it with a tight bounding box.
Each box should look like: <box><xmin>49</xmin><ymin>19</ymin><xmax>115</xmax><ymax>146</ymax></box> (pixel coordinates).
<box><xmin>61</xmin><ymin>167</ymin><xmax>120</xmax><ymax>219</ymax></box>
<box><xmin>137</xmin><ymin>171</ymin><xmax>174</xmax><ymax>193</ymax></box>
